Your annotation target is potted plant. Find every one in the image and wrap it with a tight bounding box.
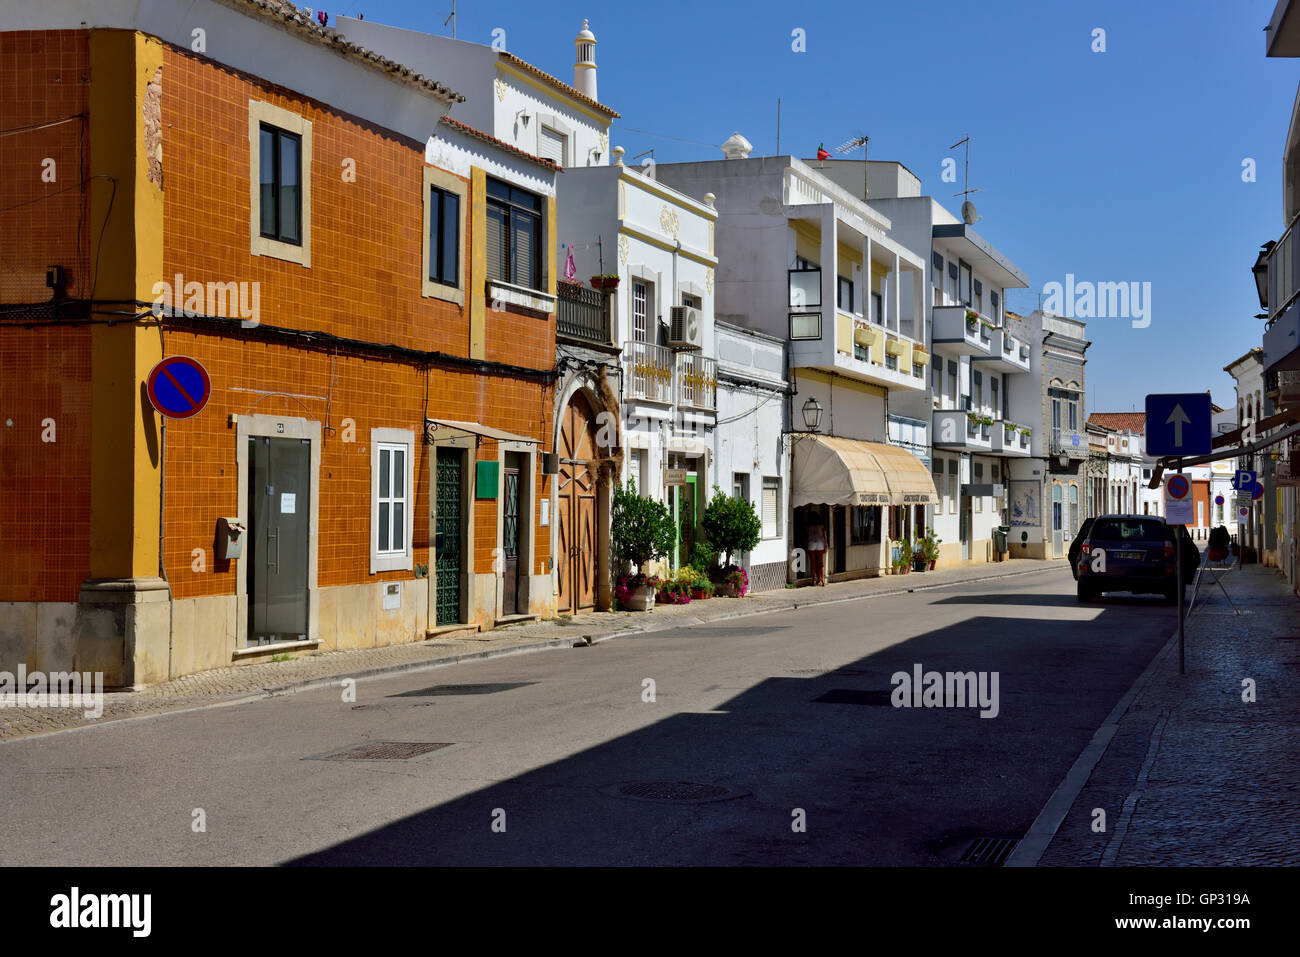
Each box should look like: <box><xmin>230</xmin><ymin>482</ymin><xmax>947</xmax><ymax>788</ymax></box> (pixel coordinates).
<box><xmin>656</xmin><ymin>576</ymin><xmax>691</xmax><ymax>604</ymax></box>
<box><xmin>1019</xmin><ymin>426</ymin><xmax>1031</xmax><ymax>448</ymax></box>
<box><xmin>965</xmin><ymin>311</ymin><xmax>978</xmax><ymax>333</ymax></box>
<box><xmin>611</xmin><ymin>480</ymin><xmax>676</xmax><ymax>611</ymax></box>
<box><xmin>687</xmin><ymin>567</ymin><xmax>714</xmax><ymax>601</ymax></box>
<box><xmin>892</xmin><ymin>540</ymin><xmax>912</xmax><ymax>574</ymax></box>
<box><xmin>717</xmin><ymin>565</ymin><xmax>749</xmax><ymax>597</ymax></box>
<box><xmin>590</xmin><ymin>273</ymin><xmax>621</xmax><ymax>290</ymax></box>
<box><xmin>919</xmin><ymin>527</ymin><xmax>942</xmax><ymax>570</ymax></box>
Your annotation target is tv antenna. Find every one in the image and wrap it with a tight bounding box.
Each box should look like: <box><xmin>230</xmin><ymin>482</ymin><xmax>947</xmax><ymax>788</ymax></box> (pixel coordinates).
<box><xmin>444</xmin><ymin>1</ymin><xmax>456</xmax><ymax>38</ymax></box>
<box><xmin>949</xmin><ymin>135</ymin><xmax>981</xmax><ymax>224</ymax></box>
<box><xmin>836</xmin><ymin>134</ymin><xmax>869</xmax><ymax>199</ymax></box>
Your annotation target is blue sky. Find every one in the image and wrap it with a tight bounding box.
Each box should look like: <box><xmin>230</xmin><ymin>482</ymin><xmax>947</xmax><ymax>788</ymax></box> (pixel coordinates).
<box><xmin>351</xmin><ymin>0</ymin><xmax>1293</xmax><ymax>413</ymax></box>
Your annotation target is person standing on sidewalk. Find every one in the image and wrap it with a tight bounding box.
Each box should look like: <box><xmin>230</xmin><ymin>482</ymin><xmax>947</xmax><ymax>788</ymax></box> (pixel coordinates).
<box><xmin>807</xmin><ymin>515</ymin><xmax>828</xmax><ymax>586</ymax></box>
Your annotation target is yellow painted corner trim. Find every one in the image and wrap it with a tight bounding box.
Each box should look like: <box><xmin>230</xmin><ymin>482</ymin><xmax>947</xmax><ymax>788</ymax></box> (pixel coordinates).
<box><xmin>469</xmin><ymin>167</ymin><xmax>487</xmax><ymax>359</ymax></box>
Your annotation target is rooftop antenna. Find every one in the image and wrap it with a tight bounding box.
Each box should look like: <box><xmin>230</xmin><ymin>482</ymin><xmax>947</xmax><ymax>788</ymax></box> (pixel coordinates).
<box><xmin>949</xmin><ymin>135</ymin><xmax>981</xmax><ymax>224</ymax></box>
<box><xmin>836</xmin><ymin>134</ymin><xmax>869</xmax><ymax>199</ymax></box>
<box><xmin>444</xmin><ymin>0</ymin><xmax>456</xmax><ymax>38</ymax></box>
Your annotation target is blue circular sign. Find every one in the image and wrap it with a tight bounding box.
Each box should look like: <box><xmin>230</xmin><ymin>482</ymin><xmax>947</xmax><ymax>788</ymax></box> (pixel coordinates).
<box><xmin>146</xmin><ymin>356</ymin><xmax>211</xmax><ymax>420</ymax></box>
<box><xmin>1252</xmin><ymin>481</ymin><xmax>1264</xmax><ymax>501</ymax></box>
<box><xmin>1167</xmin><ymin>474</ymin><xmax>1190</xmax><ymax>499</ymax></box>
<box><xmin>1215</xmin><ymin>494</ymin><xmax>1224</xmax><ymax>506</ymax></box>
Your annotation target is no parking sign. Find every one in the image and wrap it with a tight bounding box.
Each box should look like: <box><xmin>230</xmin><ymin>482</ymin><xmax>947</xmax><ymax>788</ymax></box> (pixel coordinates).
<box><xmin>1164</xmin><ymin>474</ymin><xmax>1193</xmax><ymax>525</ymax></box>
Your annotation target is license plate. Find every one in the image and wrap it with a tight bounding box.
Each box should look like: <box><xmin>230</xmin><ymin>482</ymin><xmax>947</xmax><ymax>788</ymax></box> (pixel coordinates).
<box><xmin>1114</xmin><ymin>550</ymin><xmax>1143</xmax><ymax>560</ymax></box>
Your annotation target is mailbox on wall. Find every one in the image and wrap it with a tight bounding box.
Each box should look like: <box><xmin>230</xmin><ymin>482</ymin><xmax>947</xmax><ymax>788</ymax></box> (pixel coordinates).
<box><xmin>216</xmin><ymin>517</ymin><xmax>245</xmax><ymax>560</ymax></box>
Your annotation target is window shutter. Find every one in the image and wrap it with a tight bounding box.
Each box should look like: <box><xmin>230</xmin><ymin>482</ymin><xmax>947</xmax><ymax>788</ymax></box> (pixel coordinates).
<box><xmin>512</xmin><ymin>212</ymin><xmax>534</xmax><ymax>288</ymax></box>
<box><xmin>762</xmin><ymin>478</ymin><xmax>779</xmax><ymax>539</ymax></box>
<box><xmin>538</xmin><ymin>127</ymin><xmax>565</xmax><ymax>165</ymax></box>
<box><xmin>486</xmin><ymin>205</ymin><xmax>507</xmax><ymax>283</ymax></box>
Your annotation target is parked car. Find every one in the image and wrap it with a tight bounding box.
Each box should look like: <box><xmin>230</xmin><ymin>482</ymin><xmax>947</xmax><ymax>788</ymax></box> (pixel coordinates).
<box><xmin>1075</xmin><ymin>514</ymin><xmax>1200</xmax><ymax>603</ymax></box>
<box><xmin>1067</xmin><ymin>517</ymin><xmax>1095</xmax><ymax>580</ymax></box>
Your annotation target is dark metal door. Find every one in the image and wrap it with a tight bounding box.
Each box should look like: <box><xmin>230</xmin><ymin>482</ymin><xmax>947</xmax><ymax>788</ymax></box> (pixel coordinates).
<box><xmin>435</xmin><ymin>448</ymin><xmax>463</xmax><ymax>626</ymax></box>
<box><xmin>503</xmin><ymin>459</ymin><xmax>521</xmax><ymax>616</ymax></box>
<box><xmin>248</xmin><ymin>436</ymin><xmax>310</xmax><ymax>644</ymax></box>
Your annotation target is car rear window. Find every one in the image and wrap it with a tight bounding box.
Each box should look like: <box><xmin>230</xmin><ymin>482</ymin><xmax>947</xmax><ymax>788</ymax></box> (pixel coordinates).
<box><xmin>1090</xmin><ymin>518</ymin><xmax>1164</xmax><ymax>541</ymax></box>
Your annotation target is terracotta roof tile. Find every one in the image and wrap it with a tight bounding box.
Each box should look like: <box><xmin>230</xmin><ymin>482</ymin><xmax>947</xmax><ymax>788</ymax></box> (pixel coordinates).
<box><xmin>222</xmin><ymin>1</ymin><xmax>466</xmax><ymax>103</ymax></box>
<box><xmin>498</xmin><ymin>52</ymin><xmax>620</xmax><ymax>118</ymax></box>
<box><xmin>439</xmin><ymin>116</ymin><xmax>563</xmax><ymax>173</ymax></box>
<box><xmin>1088</xmin><ymin>412</ymin><xmax>1146</xmax><ymax>434</ymax></box>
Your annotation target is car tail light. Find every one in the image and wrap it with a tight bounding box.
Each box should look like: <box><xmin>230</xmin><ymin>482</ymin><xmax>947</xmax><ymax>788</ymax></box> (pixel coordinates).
<box><xmin>1164</xmin><ymin>541</ymin><xmax>1174</xmax><ymax>560</ymax></box>
<box><xmin>1082</xmin><ymin>543</ymin><xmax>1091</xmax><ymax>556</ymax></box>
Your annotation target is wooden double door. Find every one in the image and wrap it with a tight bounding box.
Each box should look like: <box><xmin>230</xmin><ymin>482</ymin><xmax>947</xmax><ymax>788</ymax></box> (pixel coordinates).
<box><xmin>557</xmin><ymin>393</ymin><xmax>598</xmax><ymax>613</ymax></box>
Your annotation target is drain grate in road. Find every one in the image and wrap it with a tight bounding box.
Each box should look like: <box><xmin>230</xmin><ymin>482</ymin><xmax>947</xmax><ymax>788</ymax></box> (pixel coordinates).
<box><xmin>813</xmin><ymin>689</ymin><xmax>894</xmax><ymax>706</ymax></box>
<box><xmin>603</xmin><ymin>781</ymin><xmax>747</xmax><ymax>804</ymax></box>
<box><xmin>388</xmin><ymin>682</ymin><xmax>535</xmax><ymax>697</ymax></box>
<box><xmin>959</xmin><ymin>837</ymin><xmax>1019</xmax><ymax>866</ymax></box>
<box><xmin>307</xmin><ymin>741</ymin><xmax>454</xmax><ymax>761</ymax></box>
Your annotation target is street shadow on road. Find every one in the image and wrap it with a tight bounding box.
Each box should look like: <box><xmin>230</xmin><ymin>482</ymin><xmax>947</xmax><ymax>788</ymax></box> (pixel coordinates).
<box><xmin>283</xmin><ymin>599</ymin><xmax>1172</xmax><ymax>867</ymax></box>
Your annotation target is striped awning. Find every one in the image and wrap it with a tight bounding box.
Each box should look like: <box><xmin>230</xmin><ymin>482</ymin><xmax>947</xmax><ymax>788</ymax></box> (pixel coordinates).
<box><xmin>792</xmin><ymin>434</ymin><xmax>939</xmax><ymax>507</ymax></box>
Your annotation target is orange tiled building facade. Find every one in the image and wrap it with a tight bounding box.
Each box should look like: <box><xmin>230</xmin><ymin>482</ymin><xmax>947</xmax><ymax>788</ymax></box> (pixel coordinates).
<box><xmin>0</xmin><ymin>4</ymin><xmax>561</xmax><ymax>685</ymax></box>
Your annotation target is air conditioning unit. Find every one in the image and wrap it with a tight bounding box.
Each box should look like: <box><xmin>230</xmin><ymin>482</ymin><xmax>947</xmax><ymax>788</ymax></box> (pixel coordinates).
<box><xmin>669</xmin><ymin>305</ymin><xmax>703</xmax><ymax>350</ymax></box>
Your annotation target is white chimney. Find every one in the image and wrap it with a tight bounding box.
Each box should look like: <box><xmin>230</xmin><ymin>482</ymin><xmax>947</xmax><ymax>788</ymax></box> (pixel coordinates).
<box><xmin>574</xmin><ymin>19</ymin><xmax>597</xmax><ymax>100</ymax></box>
<box><xmin>721</xmin><ymin>132</ymin><xmax>752</xmax><ymax>160</ymax></box>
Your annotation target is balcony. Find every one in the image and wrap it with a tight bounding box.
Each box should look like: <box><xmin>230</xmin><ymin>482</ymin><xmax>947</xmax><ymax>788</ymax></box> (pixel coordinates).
<box><xmin>1279</xmin><ymin>370</ymin><xmax>1300</xmax><ymax>409</ymax></box>
<box><xmin>675</xmin><ymin>352</ymin><xmax>718</xmax><ymax>412</ymax></box>
<box><xmin>556</xmin><ymin>280</ymin><xmax>611</xmax><ymax>347</ymax></box>
<box><xmin>625</xmin><ymin>341</ymin><xmax>674</xmax><ymax>404</ymax></box>
<box><xmin>992</xmin><ymin>421</ymin><xmax>1032</xmax><ymax>456</ymax></box>
<box><xmin>933</xmin><ymin>409</ymin><xmax>993</xmax><ymax>452</ymax></box>
<box><xmin>932</xmin><ymin>305</ymin><xmax>995</xmax><ymax>356</ymax></box>
<box><xmin>832</xmin><ymin>318</ymin><xmax>926</xmax><ymax>392</ymax></box>
<box><xmin>976</xmin><ymin>327</ymin><xmax>1031</xmax><ymax>375</ymax></box>
<box><xmin>1049</xmin><ymin>427</ymin><xmax>1088</xmax><ymax>460</ymax></box>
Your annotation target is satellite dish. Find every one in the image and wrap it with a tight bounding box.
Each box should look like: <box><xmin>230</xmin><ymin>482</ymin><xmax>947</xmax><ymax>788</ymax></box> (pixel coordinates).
<box><xmin>962</xmin><ymin>200</ymin><xmax>977</xmax><ymax>225</ymax></box>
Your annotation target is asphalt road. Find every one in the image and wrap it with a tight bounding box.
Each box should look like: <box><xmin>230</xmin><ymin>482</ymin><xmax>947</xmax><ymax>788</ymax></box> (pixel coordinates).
<box><xmin>0</xmin><ymin>566</ymin><xmax>1177</xmax><ymax>866</ymax></box>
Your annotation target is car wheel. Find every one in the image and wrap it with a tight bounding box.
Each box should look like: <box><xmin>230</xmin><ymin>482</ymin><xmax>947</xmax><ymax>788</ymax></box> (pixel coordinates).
<box><xmin>1077</xmin><ymin>581</ymin><xmax>1096</xmax><ymax>603</ymax></box>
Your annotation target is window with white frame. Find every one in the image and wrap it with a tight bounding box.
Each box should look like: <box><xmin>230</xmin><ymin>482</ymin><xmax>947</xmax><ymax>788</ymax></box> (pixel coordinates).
<box><xmin>947</xmin><ymin>458</ymin><xmax>958</xmax><ymax>514</ymax></box>
<box><xmin>761</xmin><ymin>476</ymin><xmax>781</xmax><ymax>539</ymax></box>
<box><xmin>973</xmin><ymin>462</ymin><xmax>984</xmax><ymax>512</ymax></box>
<box><xmin>632</xmin><ymin>280</ymin><xmax>654</xmax><ymax>342</ymax></box>
<box><xmin>933</xmin><ymin>458</ymin><xmax>946</xmax><ymax>513</ymax></box>
<box><xmin>734</xmin><ymin>471</ymin><xmax>750</xmax><ymax>503</ymax></box>
<box><xmin>538</xmin><ymin>126</ymin><xmax>568</xmax><ymax>166</ymax></box>
<box><xmin>370</xmin><ymin>428</ymin><xmax>415</xmax><ymax>573</ymax></box>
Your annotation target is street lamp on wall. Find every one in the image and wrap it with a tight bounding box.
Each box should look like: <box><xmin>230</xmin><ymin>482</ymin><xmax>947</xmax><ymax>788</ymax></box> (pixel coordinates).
<box><xmin>802</xmin><ymin>397</ymin><xmax>823</xmax><ymax>433</ymax></box>
<box><xmin>1253</xmin><ymin>241</ymin><xmax>1274</xmax><ymax>313</ymax></box>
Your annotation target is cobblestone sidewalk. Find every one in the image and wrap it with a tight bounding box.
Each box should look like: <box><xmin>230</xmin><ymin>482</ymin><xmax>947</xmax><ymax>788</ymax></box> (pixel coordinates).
<box><xmin>1030</xmin><ymin>563</ymin><xmax>1300</xmax><ymax>866</ymax></box>
<box><xmin>0</xmin><ymin>559</ymin><xmax>1058</xmax><ymax>742</ymax></box>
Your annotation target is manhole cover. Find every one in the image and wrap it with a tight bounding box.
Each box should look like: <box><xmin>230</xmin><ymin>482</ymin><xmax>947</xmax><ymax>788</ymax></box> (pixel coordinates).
<box><xmin>602</xmin><ymin>781</ymin><xmax>746</xmax><ymax>804</ymax></box>
<box><xmin>959</xmin><ymin>837</ymin><xmax>1019</xmax><ymax>866</ymax></box>
<box><xmin>813</xmin><ymin>689</ymin><xmax>894</xmax><ymax>706</ymax></box>
<box><xmin>388</xmin><ymin>682</ymin><xmax>535</xmax><ymax>697</ymax></box>
<box><xmin>306</xmin><ymin>741</ymin><xmax>454</xmax><ymax>761</ymax></box>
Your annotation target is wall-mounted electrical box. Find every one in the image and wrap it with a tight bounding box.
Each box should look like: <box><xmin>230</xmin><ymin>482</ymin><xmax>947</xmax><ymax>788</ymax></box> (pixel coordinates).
<box><xmin>216</xmin><ymin>517</ymin><xmax>245</xmax><ymax>560</ymax></box>
<box><xmin>476</xmin><ymin>460</ymin><xmax>499</xmax><ymax>499</ymax></box>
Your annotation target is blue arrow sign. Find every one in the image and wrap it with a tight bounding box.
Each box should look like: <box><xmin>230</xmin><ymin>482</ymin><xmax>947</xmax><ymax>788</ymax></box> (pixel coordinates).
<box><xmin>1145</xmin><ymin>393</ymin><xmax>1212</xmax><ymax>456</ymax></box>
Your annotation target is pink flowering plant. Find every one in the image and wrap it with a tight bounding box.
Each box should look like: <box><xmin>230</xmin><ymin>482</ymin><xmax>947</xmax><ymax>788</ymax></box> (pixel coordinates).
<box><xmin>721</xmin><ymin>565</ymin><xmax>749</xmax><ymax>597</ymax></box>
<box><xmin>615</xmin><ymin>573</ymin><xmax>661</xmax><ymax>610</ymax></box>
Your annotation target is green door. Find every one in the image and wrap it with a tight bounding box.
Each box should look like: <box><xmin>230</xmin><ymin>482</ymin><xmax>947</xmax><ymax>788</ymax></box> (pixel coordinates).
<box><xmin>435</xmin><ymin>448</ymin><xmax>463</xmax><ymax>626</ymax></box>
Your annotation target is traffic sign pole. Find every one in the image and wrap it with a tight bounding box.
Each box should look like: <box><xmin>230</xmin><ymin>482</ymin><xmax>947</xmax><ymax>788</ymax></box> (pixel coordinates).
<box><xmin>1177</xmin><ymin>463</ymin><xmax>1185</xmax><ymax>675</ymax></box>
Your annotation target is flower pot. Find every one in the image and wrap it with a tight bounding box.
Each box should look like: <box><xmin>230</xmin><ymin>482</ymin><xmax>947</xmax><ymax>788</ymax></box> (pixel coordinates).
<box><xmin>913</xmin><ymin>556</ymin><xmax>927</xmax><ymax>572</ymax></box>
<box><xmin>717</xmin><ymin>581</ymin><xmax>738</xmax><ymax>597</ymax></box>
<box><xmin>928</xmin><ymin>560</ymin><xmax>936</xmax><ymax>571</ymax></box>
<box><xmin>690</xmin><ymin>588</ymin><xmax>711</xmax><ymax>600</ymax></box>
<box><xmin>628</xmin><ymin>583</ymin><xmax>656</xmax><ymax>612</ymax></box>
